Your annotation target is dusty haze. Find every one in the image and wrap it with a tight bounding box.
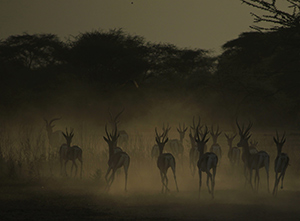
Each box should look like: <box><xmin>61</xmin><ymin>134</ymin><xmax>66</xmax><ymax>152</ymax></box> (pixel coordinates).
<box><xmin>0</xmin><ymin>96</ymin><xmax>299</xmax><ymax>220</ymax></box>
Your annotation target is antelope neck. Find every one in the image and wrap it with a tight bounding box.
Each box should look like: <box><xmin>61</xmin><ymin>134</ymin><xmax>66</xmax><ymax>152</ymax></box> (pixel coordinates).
<box><xmin>212</xmin><ymin>137</ymin><xmax>218</xmax><ymax>145</ymax></box>
<box><xmin>197</xmin><ymin>144</ymin><xmax>205</xmax><ymax>157</ymax></box>
<box><xmin>66</xmin><ymin>141</ymin><xmax>72</xmax><ymax>148</ymax></box>
<box><xmin>240</xmin><ymin>142</ymin><xmax>251</xmax><ymax>157</ymax></box>
<box><xmin>109</xmin><ymin>144</ymin><xmax>116</xmax><ymax>157</ymax></box>
<box><xmin>179</xmin><ymin>134</ymin><xmax>184</xmax><ymax>143</ymax></box>
<box><xmin>158</xmin><ymin>145</ymin><xmax>164</xmax><ymax>156</ymax></box>
<box><xmin>277</xmin><ymin>147</ymin><xmax>282</xmax><ymax>156</ymax></box>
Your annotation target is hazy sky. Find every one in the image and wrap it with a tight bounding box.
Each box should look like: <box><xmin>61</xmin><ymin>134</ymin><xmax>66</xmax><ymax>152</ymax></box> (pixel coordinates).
<box><xmin>0</xmin><ymin>0</ymin><xmax>264</xmax><ymax>54</ymax></box>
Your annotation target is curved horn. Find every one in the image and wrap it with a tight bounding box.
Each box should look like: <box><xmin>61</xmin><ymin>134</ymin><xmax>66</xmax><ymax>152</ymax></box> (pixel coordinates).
<box><xmin>49</xmin><ymin>117</ymin><xmax>61</xmax><ymax>125</ymax></box>
<box><xmin>281</xmin><ymin>131</ymin><xmax>286</xmax><ymax>143</ymax></box>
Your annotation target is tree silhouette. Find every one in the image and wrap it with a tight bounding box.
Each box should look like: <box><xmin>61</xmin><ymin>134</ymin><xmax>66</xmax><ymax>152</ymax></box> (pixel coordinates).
<box><xmin>241</xmin><ymin>0</ymin><xmax>300</xmax><ymax>31</ymax></box>
<box><xmin>237</xmin><ymin>0</ymin><xmax>300</xmax><ymax>126</ymax></box>
<box><xmin>0</xmin><ymin>33</ymin><xmax>66</xmax><ymax>71</ymax></box>
<box><xmin>145</xmin><ymin>43</ymin><xmax>215</xmax><ymax>93</ymax></box>
<box><xmin>217</xmin><ymin>27</ymin><xmax>300</xmax><ymax>127</ymax></box>
<box><xmin>68</xmin><ymin>29</ymin><xmax>150</xmax><ymax>88</ymax></box>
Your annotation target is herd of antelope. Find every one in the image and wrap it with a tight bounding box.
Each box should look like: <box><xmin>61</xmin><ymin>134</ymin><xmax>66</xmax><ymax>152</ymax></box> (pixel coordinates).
<box><xmin>44</xmin><ymin>113</ymin><xmax>290</xmax><ymax>198</ymax></box>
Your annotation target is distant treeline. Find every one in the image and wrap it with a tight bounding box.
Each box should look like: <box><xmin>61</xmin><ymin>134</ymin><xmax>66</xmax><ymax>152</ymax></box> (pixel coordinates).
<box><xmin>0</xmin><ymin>27</ymin><xmax>300</xmax><ymax>128</ymax></box>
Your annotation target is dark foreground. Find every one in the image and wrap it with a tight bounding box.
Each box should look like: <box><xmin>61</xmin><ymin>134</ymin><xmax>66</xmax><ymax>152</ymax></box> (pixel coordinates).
<box><xmin>0</xmin><ymin>179</ymin><xmax>299</xmax><ymax>221</ymax></box>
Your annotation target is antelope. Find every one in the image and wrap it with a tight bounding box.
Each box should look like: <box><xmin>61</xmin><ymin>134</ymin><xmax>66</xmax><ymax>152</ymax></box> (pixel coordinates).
<box><xmin>195</xmin><ymin>125</ymin><xmax>218</xmax><ymax>199</ymax></box>
<box><xmin>189</xmin><ymin>129</ymin><xmax>199</xmax><ymax>176</ymax></box>
<box><xmin>224</xmin><ymin>133</ymin><xmax>240</xmax><ymax>167</ymax></box>
<box><xmin>103</xmin><ymin>124</ymin><xmax>130</xmax><ymax>191</ymax></box>
<box><xmin>60</xmin><ymin>128</ymin><xmax>83</xmax><ymax>178</ymax></box>
<box><xmin>109</xmin><ymin>109</ymin><xmax>129</xmax><ymax>148</ymax></box>
<box><xmin>236</xmin><ymin>120</ymin><xmax>270</xmax><ymax>192</ymax></box>
<box><xmin>155</xmin><ymin>126</ymin><xmax>179</xmax><ymax>193</ymax></box>
<box><xmin>273</xmin><ymin>131</ymin><xmax>289</xmax><ymax>196</ymax></box>
<box><xmin>44</xmin><ymin>118</ymin><xmax>64</xmax><ymax>149</ymax></box>
<box><xmin>209</xmin><ymin>125</ymin><xmax>222</xmax><ymax>162</ymax></box>
<box><xmin>168</xmin><ymin>123</ymin><xmax>187</xmax><ymax>163</ymax></box>
<box><xmin>151</xmin><ymin>125</ymin><xmax>171</xmax><ymax>160</ymax></box>
<box><xmin>189</xmin><ymin>117</ymin><xmax>204</xmax><ymax>176</ymax></box>
<box><xmin>151</xmin><ymin>127</ymin><xmax>167</xmax><ymax>160</ymax></box>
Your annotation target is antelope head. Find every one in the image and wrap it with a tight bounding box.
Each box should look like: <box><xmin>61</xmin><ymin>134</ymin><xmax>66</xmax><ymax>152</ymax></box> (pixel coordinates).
<box><xmin>177</xmin><ymin>123</ymin><xmax>188</xmax><ymax>140</ymax></box>
<box><xmin>273</xmin><ymin>130</ymin><xmax>286</xmax><ymax>154</ymax></box>
<box><xmin>44</xmin><ymin>117</ymin><xmax>61</xmax><ymax>134</ymax></box>
<box><xmin>224</xmin><ymin>133</ymin><xmax>237</xmax><ymax>148</ymax></box>
<box><xmin>155</xmin><ymin>126</ymin><xmax>170</xmax><ymax>154</ymax></box>
<box><xmin>236</xmin><ymin>120</ymin><xmax>252</xmax><ymax>147</ymax></box>
<box><xmin>103</xmin><ymin>123</ymin><xmax>119</xmax><ymax>148</ymax></box>
<box><xmin>195</xmin><ymin>125</ymin><xmax>209</xmax><ymax>154</ymax></box>
<box><xmin>62</xmin><ymin>128</ymin><xmax>74</xmax><ymax>147</ymax></box>
<box><xmin>210</xmin><ymin>125</ymin><xmax>222</xmax><ymax>144</ymax></box>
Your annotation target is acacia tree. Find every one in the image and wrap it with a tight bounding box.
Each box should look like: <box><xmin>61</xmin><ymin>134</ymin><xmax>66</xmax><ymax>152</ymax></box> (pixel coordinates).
<box><xmin>216</xmin><ymin>34</ymin><xmax>276</xmax><ymax>122</ymax></box>
<box><xmin>0</xmin><ymin>33</ymin><xmax>68</xmax><ymax>111</ymax></box>
<box><xmin>0</xmin><ymin>33</ymin><xmax>66</xmax><ymax>71</ymax></box>
<box><xmin>241</xmin><ymin>0</ymin><xmax>300</xmax><ymax>31</ymax></box>
<box><xmin>68</xmin><ymin>29</ymin><xmax>150</xmax><ymax>88</ymax></box>
<box><xmin>240</xmin><ymin>0</ymin><xmax>300</xmax><ymax>126</ymax></box>
<box><xmin>211</xmin><ymin>1</ymin><xmax>300</xmax><ymax>127</ymax></box>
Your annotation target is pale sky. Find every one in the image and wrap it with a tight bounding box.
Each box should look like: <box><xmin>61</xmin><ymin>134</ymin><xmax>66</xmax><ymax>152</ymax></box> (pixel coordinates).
<box><xmin>0</xmin><ymin>0</ymin><xmax>274</xmax><ymax>54</ymax></box>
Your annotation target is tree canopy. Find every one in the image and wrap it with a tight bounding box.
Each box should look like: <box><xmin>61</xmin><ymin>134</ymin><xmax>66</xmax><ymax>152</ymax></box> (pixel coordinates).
<box><xmin>1</xmin><ymin>1</ymin><xmax>300</xmax><ymax>128</ymax></box>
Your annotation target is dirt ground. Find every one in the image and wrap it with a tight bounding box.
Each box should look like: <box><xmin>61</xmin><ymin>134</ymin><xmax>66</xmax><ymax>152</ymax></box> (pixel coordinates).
<box><xmin>0</xmin><ymin>168</ymin><xmax>299</xmax><ymax>221</ymax></box>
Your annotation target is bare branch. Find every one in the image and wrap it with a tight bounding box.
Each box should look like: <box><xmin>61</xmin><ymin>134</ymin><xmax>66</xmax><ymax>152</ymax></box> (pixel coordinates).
<box><xmin>242</xmin><ymin>0</ymin><xmax>300</xmax><ymax>31</ymax></box>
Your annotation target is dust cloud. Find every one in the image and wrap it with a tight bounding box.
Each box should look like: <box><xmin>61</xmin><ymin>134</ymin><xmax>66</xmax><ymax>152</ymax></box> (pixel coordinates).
<box><xmin>0</xmin><ymin>93</ymin><xmax>299</xmax><ymax>220</ymax></box>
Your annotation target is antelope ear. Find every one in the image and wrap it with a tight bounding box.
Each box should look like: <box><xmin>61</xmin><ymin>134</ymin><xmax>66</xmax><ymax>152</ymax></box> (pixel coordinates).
<box><xmin>155</xmin><ymin>137</ymin><xmax>159</xmax><ymax>144</ymax></box>
<box><xmin>103</xmin><ymin>136</ymin><xmax>108</xmax><ymax>142</ymax></box>
<box><xmin>62</xmin><ymin>132</ymin><xmax>66</xmax><ymax>138</ymax></box>
<box><xmin>273</xmin><ymin>137</ymin><xmax>278</xmax><ymax>144</ymax></box>
<box><xmin>205</xmin><ymin>138</ymin><xmax>209</xmax><ymax>143</ymax></box>
<box><xmin>164</xmin><ymin>138</ymin><xmax>169</xmax><ymax>144</ymax></box>
<box><xmin>282</xmin><ymin>138</ymin><xmax>286</xmax><ymax>144</ymax></box>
